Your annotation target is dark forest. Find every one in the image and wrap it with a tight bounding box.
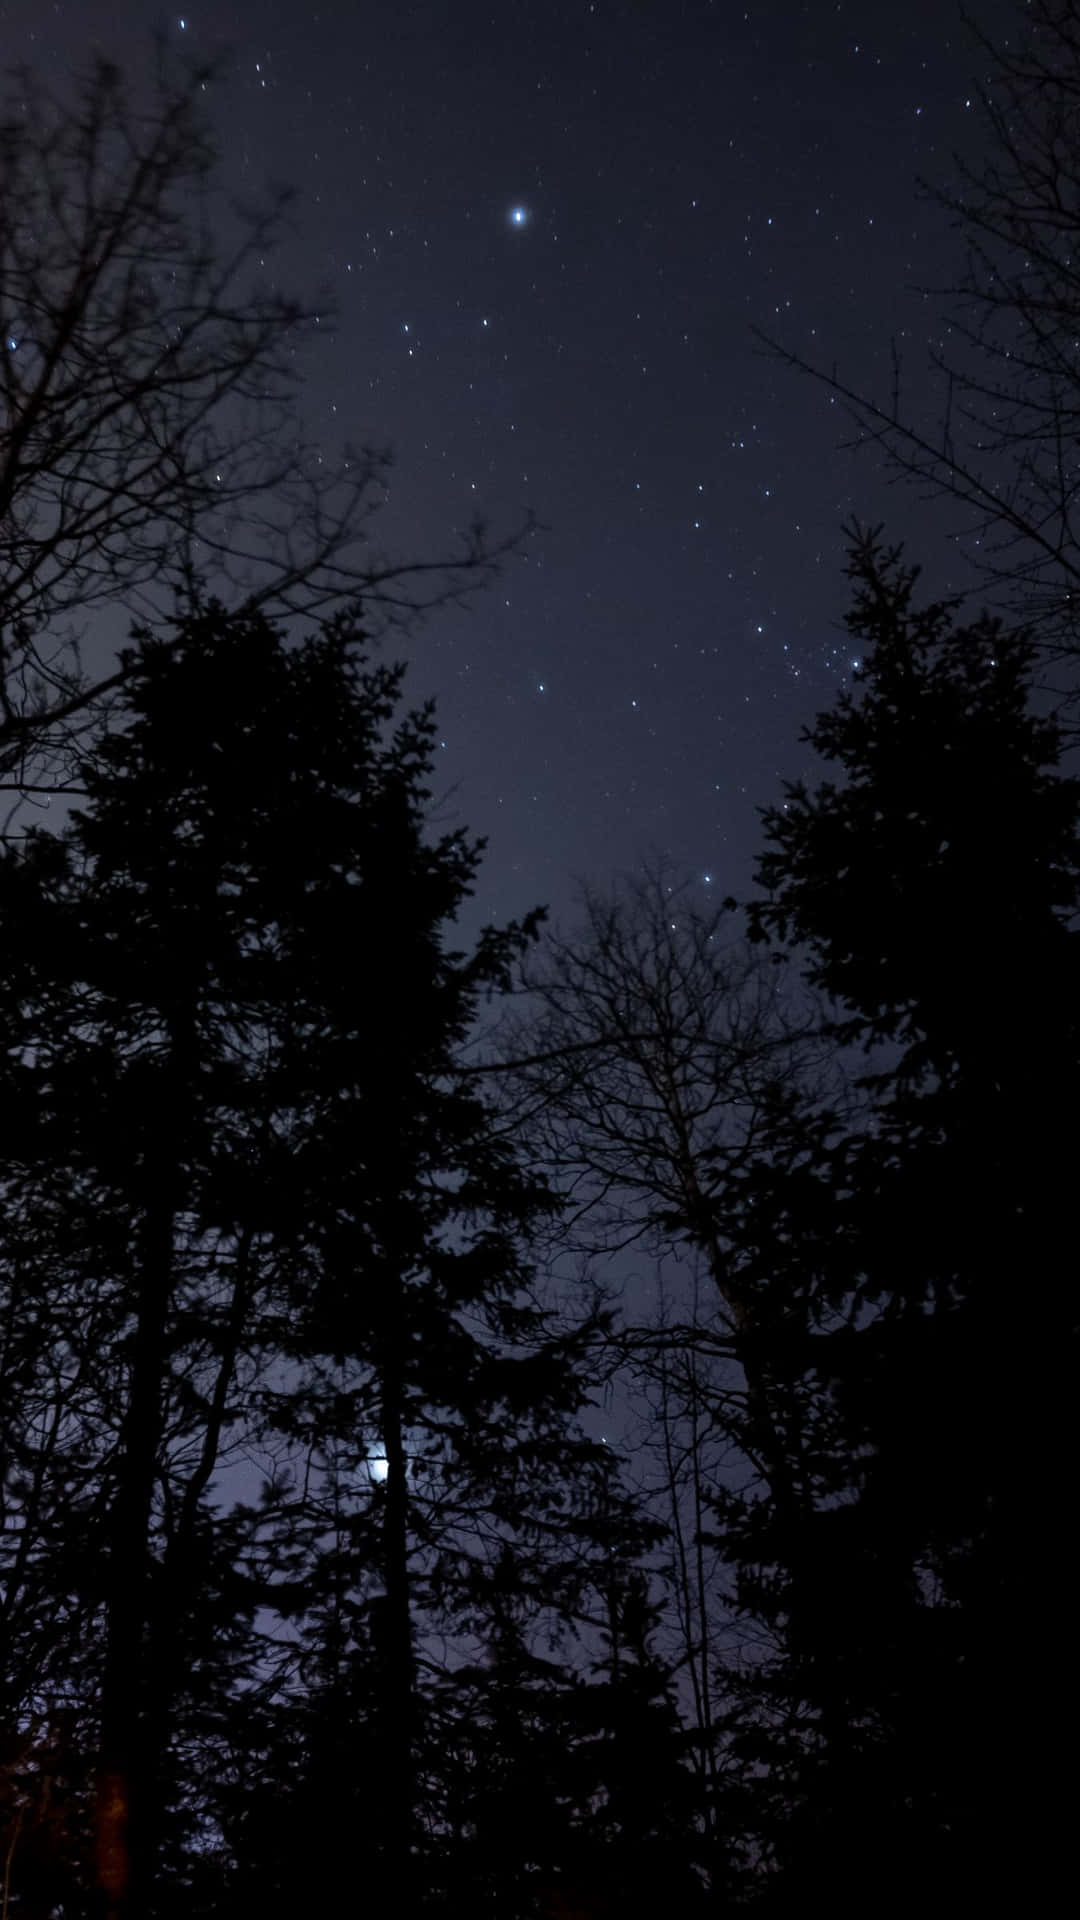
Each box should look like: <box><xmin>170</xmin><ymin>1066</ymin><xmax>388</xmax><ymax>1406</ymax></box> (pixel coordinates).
<box><xmin>0</xmin><ymin>5</ymin><xmax>1077</xmax><ymax>1915</ymax></box>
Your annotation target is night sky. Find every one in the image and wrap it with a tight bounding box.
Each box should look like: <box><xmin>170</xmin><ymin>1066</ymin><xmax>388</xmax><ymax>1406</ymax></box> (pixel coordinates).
<box><xmin>4</xmin><ymin>0</ymin><xmax>1018</xmax><ymax>929</ymax></box>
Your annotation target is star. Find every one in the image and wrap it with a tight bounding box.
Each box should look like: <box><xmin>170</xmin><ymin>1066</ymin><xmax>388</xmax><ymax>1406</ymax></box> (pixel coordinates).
<box><xmin>508</xmin><ymin>205</ymin><xmax>529</xmax><ymax>229</ymax></box>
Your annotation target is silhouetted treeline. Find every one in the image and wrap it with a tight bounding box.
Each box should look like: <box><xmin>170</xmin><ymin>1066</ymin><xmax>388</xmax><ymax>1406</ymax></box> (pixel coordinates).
<box><xmin>3</xmin><ymin>12</ymin><xmax>1080</xmax><ymax>1914</ymax></box>
<box><xmin>2</xmin><ymin>541</ymin><xmax>1077</xmax><ymax>1914</ymax></box>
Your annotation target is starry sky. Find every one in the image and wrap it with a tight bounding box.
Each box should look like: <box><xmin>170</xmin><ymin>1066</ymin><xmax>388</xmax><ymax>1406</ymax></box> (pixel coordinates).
<box><xmin>3</xmin><ymin>0</ymin><xmax>1020</xmax><ymax>930</ymax></box>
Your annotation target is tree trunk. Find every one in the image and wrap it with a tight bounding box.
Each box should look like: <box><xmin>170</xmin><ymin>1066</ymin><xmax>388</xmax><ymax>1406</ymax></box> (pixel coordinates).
<box><xmin>94</xmin><ymin>1185</ymin><xmax>174</xmax><ymax>1920</ymax></box>
<box><xmin>379</xmin><ymin>1283</ymin><xmax>414</xmax><ymax>1902</ymax></box>
<box><xmin>94</xmin><ymin>1009</ymin><xmax>191</xmax><ymax>1920</ymax></box>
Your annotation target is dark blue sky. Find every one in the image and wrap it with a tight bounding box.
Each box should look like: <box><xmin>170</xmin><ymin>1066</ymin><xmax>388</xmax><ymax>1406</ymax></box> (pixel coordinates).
<box><xmin>3</xmin><ymin>0</ymin><xmax>1018</xmax><ymax>927</ymax></box>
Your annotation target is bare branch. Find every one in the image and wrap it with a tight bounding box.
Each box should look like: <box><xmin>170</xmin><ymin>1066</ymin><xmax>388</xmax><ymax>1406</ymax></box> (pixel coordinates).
<box><xmin>0</xmin><ymin>48</ymin><xmax>533</xmax><ymax>798</ymax></box>
<box><xmin>759</xmin><ymin>0</ymin><xmax>1080</xmax><ymax>698</ymax></box>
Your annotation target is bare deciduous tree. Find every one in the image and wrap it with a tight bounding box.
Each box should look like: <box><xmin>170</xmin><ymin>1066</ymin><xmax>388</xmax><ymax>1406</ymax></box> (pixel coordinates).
<box><xmin>487</xmin><ymin>864</ymin><xmax>822</xmax><ymax>1292</ymax></box>
<box><xmin>0</xmin><ymin>48</ymin><xmax>527</xmax><ymax>793</ymax></box>
<box><xmin>761</xmin><ymin>0</ymin><xmax>1080</xmax><ymax>694</ymax></box>
<box><xmin>479</xmin><ymin>865</ymin><xmax>843</xmax><ymax>1820</ymax></box>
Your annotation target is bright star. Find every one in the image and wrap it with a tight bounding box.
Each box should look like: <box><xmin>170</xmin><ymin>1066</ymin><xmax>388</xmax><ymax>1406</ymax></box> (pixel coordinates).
<box><xmin>508</xmin><ymin>205</ymin><xmax>529</xmax><ymax>228</ymax></box>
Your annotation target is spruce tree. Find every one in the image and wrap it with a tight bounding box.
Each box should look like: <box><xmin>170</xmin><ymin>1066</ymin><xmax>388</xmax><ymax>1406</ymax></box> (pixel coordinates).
<box><xmin>1</xmin><ymin>597</ymin><xmax>678</xmax><ymax>1914</ymax></box>
<box><xmin>717</xmin><ymin>529</ymin><xmax>1080</xmax><ymax>1907</ymax></box>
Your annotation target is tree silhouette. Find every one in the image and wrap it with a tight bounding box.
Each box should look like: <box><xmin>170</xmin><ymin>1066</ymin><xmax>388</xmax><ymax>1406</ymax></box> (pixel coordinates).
<box><xmin>761</xmin><ymin>0</ymin><xmax>1080</xmax><ymax>693</ymax></box>
<box><xmin>0</xmin><ymin>48</ymin><xmax>528</xmax><ymax>801</ymax></box>
<box><xmin>0</xmin><ymin>596</ymin><xmax>681</xmax><ymax>1915</ymax></box>
<box><xmin>484</xmin><ymin>862</ymin><xmax>836</xmax><ymax>1862</ymax></box>
<box><xmin>714</xmin><ymin>526</ymin><xmax>1080</xmax><ymax>1907</ymax></box>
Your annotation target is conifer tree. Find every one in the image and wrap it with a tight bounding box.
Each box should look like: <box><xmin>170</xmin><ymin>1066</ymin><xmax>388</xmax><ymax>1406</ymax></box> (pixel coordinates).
<box><xmin>0</xmin><ymin>597</ymin><xmax>680</xmax><ymax>1914</ymax></box>
<box><xmin>715</xmin><ymin>528</ymin><xmax>1080</xmax><ymax>1907</ymax></box>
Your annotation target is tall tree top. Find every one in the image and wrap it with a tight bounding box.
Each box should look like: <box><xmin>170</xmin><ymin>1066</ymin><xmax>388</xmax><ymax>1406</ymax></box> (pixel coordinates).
<box><xmin>749</xmin><ymin>525</ymin><xmax>1080</xmax><ymax>1078</ymax></box>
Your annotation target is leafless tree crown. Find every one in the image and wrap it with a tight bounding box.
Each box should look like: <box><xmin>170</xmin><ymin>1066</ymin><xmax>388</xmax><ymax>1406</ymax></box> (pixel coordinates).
<box><xmin>0</xmin><ymin>50</ymin><xmax>529</xmax><ymax>794</ymax></box>
<box><xmin>760</xmin><ymin>1</ymin><xmax>1080</xmax><ymax>696</ymax></box>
